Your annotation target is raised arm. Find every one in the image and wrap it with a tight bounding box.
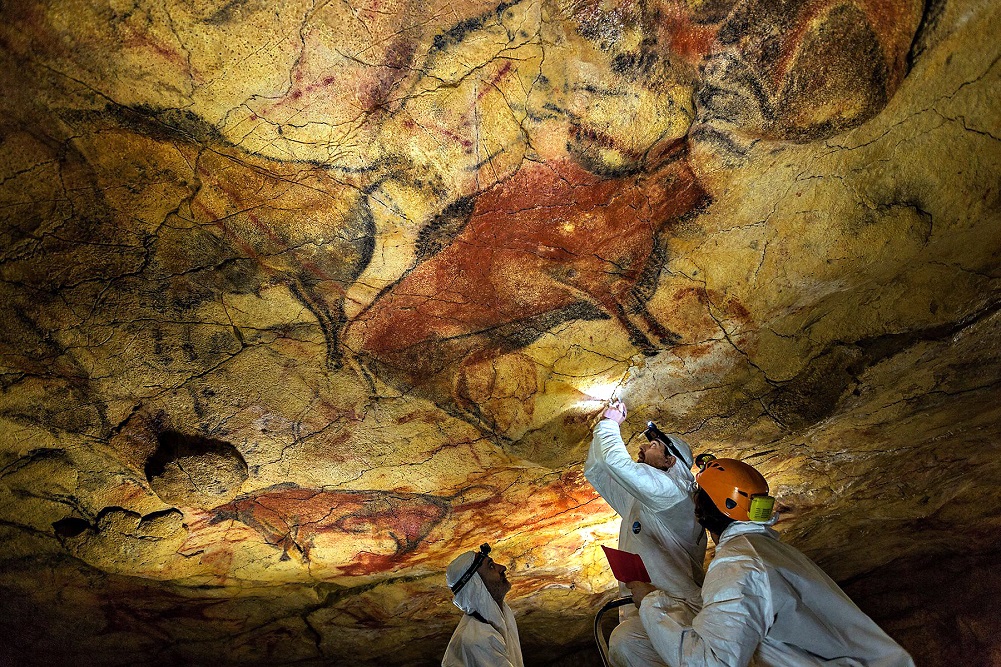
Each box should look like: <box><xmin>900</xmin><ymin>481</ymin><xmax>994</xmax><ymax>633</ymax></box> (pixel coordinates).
<box><xmin>585</xmin><ymin>408</ymin><xmax>693</xmax><ymax>513</ymax></box>
<box><xmin>584</xmin><ymin>417</ymin><xmax>637</xmax><ymax>516</ymax></box>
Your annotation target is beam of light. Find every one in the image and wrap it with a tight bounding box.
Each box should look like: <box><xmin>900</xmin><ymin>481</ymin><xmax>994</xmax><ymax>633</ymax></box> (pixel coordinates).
<box><xmin>575</xmin><ymin>366</ymin><xmax>632</xmax><ymax>405</ymax></box>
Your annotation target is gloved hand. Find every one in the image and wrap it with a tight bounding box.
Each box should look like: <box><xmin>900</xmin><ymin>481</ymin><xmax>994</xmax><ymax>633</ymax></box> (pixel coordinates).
<box><xmin>626</xmin><ymin>580</ymin><xmax>656</xmax><ymax>607</ymax></box>
<box><xmin>603</xmin><ymin>400</ymin><xmax>627</xmax><ymax>424</ymax></box>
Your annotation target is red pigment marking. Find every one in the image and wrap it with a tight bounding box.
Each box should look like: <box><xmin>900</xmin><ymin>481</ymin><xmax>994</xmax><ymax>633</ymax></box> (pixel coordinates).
<box><xmin>569</xmin><ymin>122</ymin><xmax>649</xmax><ymax>162</ymax></box>
<box><xmin>760</xmin><ymin>0</ymin><xmax>887</xmax><ymax>88</ymax></box>
<box><xmin>190</xmin><ymin>198</ymin><xmax>265</xmax><ymax>262</ymax></box>
<box><xmin>861</xmin><ymin>0</ymin><xmax>924</xmax><ymax>79</ymax></box>
<box><xmin>340</xmin><ymin>550</ymin><xmax>395</xmax><ymax>576</ymax></box>
<box><xmin>120</xmin><ymin>24</ymin><xmax>195</xmax><ymax>74</ymax></box>
<box><xmin>202</xmin><ymin>487</ymin><xmax>451</xmax><ymax>568</ymax></box>
<box><xmin>657</xmin><ymin>10</ymin><xmax>721</xmax><ymax>63</ymax></box>
<box><xmin>352</xmin><ymin>157</ymin><xmax>706</xmax><ymax>357</ymax></box>
<box><xmin>439</xmin><ymin>126</ymin><xmax>473</xmax><ymax>148</ymax></box>
<box><xmin>475</xmin><ymin>61</ymin><xmax>513</xmax><ymax>101</ymax></box>
<box><xmin>725</xmin><ymin>297</ymin><xmax>751</xmax><ymax>320</ymax></box>
<box><xmin>246</xmin><ymin>211</ymin><xmax>288</xmax><ymax>248</ymax></box>
<box><xmin>447</xmin><ymin>473</ymin><xmax>607</xmax><ymax>538</ymax></box>
<box><xmin>297</xmin><ymin>75</ymin><xmax>340</xmax><ymax>98</ymax></box>
<box><xmin>673</xmin><ymin>285</ymin><xmax>711</xmax><ymax>306</ymax></box>
<box><xmin>817</xmin><ymin>0</ymin><xmax>919</xmax><ymax>91</ymax></box>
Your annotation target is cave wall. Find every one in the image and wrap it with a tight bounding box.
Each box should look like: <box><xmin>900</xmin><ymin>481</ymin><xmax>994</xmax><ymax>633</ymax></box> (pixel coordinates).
<box><xmin>1</xmin><ymin>0</ymin><xmax>1000</xmax><ymax>664</ymax></box>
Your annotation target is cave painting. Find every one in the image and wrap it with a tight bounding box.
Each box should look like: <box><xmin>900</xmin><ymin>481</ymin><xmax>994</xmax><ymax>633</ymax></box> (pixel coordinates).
<box><xmin>342</xmin><ymin>0</ymin><xmax>924</xmax><ymax>434</ymax></box>
<box><xmin>0</xmin><ymin>0</ymin><xmax>924</xmax><ymax>444</ymax></box>
<box><xmin>196</xmin><ymin>484</ymin><xmax>456</xmax><ymax>567</ymax></box>
<box><xmin>2</xmin><ymin>0</ymin><xmax>997</xmax><ymax>663</ymax></box>
<box><xmin>179</xmin><ymin>468</ymin><xmax>606</xmax><ymax>581</ymax></box>
<box><xmin>348</xmin><ymin>147</ymin><xmax>708</xmax><ymax>426</ymax></box>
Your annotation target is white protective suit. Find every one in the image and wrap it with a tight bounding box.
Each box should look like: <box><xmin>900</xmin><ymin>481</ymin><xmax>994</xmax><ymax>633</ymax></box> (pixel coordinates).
<box><xmin>442</xmin><ymin>551</ymin><xmax>524</xmax><ymax>667</ymax></box>
<box><xmin>638</xmin><ymin>522</ymin><xmax>916</xmax><ymax>667</ymax></box>
<box><xmin>585</xmin><ymin>418</ymin><xmax>708</xmax><ymax>667</ymax></box>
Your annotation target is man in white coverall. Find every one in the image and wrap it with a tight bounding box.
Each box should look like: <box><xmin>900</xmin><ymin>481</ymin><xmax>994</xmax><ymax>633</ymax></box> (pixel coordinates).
<box><xmin>442</xmin><ymin>543</ymin><xmax>524</xmax><ymax>667</ymax></box>
<box><xmin>627</xmin><ymin>457</ymin><xmax>916</xmax><ymax>667</ymax></box>
<box><xmin>585</xmin><ymin>400</ymin><xmax>707</xmax><ymax>667</ymax></box>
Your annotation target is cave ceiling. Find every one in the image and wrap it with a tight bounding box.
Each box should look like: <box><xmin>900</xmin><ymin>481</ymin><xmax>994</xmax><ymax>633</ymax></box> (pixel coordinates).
<box><xmin>1</xmin><ymin>0</ymin><xmax>1000</xmax><ymax>664</ymax></box>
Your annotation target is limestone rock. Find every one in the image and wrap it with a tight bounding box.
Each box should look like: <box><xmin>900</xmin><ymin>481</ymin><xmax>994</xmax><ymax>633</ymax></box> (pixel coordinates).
<box><xmin>1</xmin><ymin>0</ymin><xmax>1000</xmax><ymax>664</ymax></box>
<box><xmin>145</xmin><ymin>431</ymin><xmax>249</xmax><ymax>507</ymax></box>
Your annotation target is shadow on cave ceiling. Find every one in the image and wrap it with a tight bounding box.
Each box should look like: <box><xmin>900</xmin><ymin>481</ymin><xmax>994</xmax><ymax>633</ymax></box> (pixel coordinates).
<box><xmin>1</xmin><ymin>0</ymin><xmax>1000</xmax><ymax>664</ymax></box>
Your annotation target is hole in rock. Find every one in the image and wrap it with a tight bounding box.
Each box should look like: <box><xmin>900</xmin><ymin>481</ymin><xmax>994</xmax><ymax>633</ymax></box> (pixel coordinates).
<box><xmin>144</xmin><ymin>430</ymin><xmax>249</xmax><ymax>508</ymax></box>
<box><xmin>52</xmin><ymin>517</ymin><xmax>91</xmax><ymax>538</ymax></box>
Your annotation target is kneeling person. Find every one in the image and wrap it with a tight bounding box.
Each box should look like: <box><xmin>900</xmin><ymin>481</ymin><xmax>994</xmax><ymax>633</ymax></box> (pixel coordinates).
<box><xmin>442</xmin><ymin>544</ymin><xmax>523</xmax><ymax>667</ymax></box>
<box><xmin>629</xmin><ymin>458</ymin><xmax>915</xmax><ymax>667</ymax></box>
<box><xmin>585</xmin><ymin>400</ymin><xmax>707</xmax><ymax>667</ymax></box>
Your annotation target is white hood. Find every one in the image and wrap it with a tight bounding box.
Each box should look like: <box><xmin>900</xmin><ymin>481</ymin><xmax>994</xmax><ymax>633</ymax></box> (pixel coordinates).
<box><xmin>445</xmin><ymin>550</ymin><xmax>524</xmax><ymax>667</ymax></box>
<box><xmin>666</xmin><ymin>434</ymin><xmax>695</xmax><ymax>470</ymax></box>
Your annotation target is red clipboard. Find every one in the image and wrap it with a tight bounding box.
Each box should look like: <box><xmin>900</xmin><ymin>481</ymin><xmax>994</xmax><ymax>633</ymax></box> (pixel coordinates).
<box><xmin>601</xmin><ymin>545</ymin><xmax>651</xmax><ymax>583</ymax></box>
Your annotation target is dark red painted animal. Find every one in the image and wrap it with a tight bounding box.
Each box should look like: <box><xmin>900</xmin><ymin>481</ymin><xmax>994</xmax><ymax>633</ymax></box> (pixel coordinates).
<box><xmin>347</xmin><ymin>148</ymin><xmax>707</xmax><ymax>400</ymax></box>
<box><xmin>341</xmin><ymin>0</ymin><xmax>924</xmax><ymax>433</ymax></box>
<box><xmin>205</xmin><ymin>484</ymin><xmax>453</xmax><ymax>566</ymax></box>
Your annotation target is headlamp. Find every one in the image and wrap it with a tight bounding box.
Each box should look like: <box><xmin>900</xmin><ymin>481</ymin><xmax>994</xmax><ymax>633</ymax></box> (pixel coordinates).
<box><xmin>694</xmin><ymin>453</ymin><xmax>717</xmax><ymax>471</ymax></box>
<box><xmin>644</xmin><ymin>421</ymin><xmax>686</xmax><ymax>463</ymax></box>
<box><xmin>450</xmin><ymin>543</ymin><xmax>491</xmax><ymax>594</ymax></box>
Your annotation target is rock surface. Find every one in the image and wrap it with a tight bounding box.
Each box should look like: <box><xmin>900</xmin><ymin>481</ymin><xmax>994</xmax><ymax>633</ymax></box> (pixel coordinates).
<box><xmin>0</xmin><ymin>0</ymin><xmax>999</xmax><ymax>664</ymax></box>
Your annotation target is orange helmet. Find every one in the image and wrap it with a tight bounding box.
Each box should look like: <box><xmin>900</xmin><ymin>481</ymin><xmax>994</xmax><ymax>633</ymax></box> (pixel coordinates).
<box><xmin>695</xmin><ymin>458</ymin><xmax>770</xmax><ymax>522</ymax></box>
